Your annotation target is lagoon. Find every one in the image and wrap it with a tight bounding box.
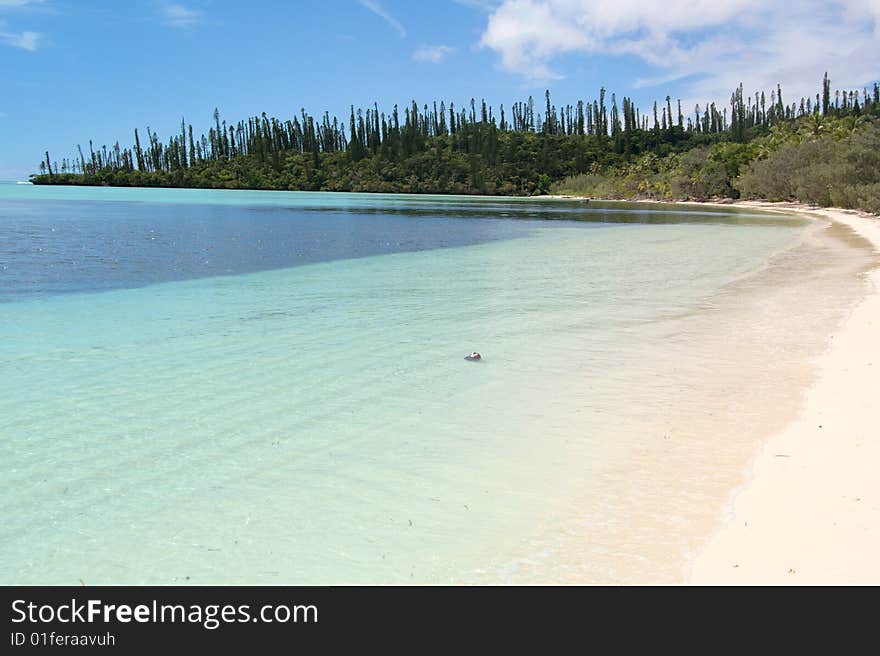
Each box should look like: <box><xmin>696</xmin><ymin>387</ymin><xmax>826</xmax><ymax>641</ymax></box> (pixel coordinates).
<box><xmin>0</xmin><ymin>184</ymin><xmax>871</xmax><ymax>583</ymax></box>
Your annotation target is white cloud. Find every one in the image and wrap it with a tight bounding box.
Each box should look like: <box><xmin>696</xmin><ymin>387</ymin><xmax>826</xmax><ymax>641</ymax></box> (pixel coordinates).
<box><xmin>0</xmin><ymin>29</ymin><xmax>40</xmax><ymax>50</ymax></box>
<box><xmin>0</xmin><ymin>0</ymin><xmax>45</xmax><ymax>51</ymax></box>
<box><xmin>160</xmin><ymin>2</ymin><xmax>201</xmax><ymax>28</ymax></box>
<box><xmin>358</xmin><ymin>0</ymin><xmax>406</xmax><ymax>38</ymax></box>
<box><xmin>413</xmin><ymin>44</ymin><xmax>454</xmax><ymax>63</ymax></box>
<box><xmin>478</xmin><ymin>0</ymin><xmax>880</xmax><ymax>103</ymax></box>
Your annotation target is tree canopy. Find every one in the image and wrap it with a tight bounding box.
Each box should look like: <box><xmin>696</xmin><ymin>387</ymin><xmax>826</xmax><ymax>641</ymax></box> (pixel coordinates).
<box><xmin>31</xmin><ymin>74</ymin><xmax>880</xmax><ymax>210</ymax></box>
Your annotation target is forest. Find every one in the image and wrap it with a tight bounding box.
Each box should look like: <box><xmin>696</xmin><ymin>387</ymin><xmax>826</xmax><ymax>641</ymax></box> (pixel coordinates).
<box><xmin>30</xmin><ymin>74</ymin><xmax>880</xmax><ymax>214</ymax></box>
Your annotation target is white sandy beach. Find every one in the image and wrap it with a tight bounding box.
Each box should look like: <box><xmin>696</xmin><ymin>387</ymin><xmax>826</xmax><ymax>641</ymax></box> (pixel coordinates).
<box><xmin>682</xmin><ymin>202</ymin><xmax>880</xmax><ymax>584</ymax></box>
<box><xmin>548</xmin><ymin>196</ymin><xmax>880</xmax><ymax>583</ymax></box>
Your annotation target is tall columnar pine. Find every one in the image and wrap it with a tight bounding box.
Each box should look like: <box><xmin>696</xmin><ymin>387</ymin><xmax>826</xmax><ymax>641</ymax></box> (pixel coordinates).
<box><xmin>32</xmin><ymin>74</ymin><xmax>880</xmax><ymax>194</ymax></box>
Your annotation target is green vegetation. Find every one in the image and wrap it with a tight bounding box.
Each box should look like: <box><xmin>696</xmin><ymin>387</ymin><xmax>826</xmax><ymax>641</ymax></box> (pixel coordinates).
<box><xmin>736</xmin><ymin>119</ymin><xmax>880</xmax><ymax>214</ymax></box>
<box><xmin>555</xmin><ymin>114</ymin><xmax>880</xmax><ymax>215</ymax></box>
<box><xmin>31</xmin><ymin>75</ymin><xmax>880</xmax><ymax>213</ymax></box>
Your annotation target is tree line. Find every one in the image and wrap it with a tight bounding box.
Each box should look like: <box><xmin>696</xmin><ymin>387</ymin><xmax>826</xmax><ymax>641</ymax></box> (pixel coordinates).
<box><xmin>32</xmin><ymin>74</ymin><xmax>880</xmax><ymax>198</ymax></box>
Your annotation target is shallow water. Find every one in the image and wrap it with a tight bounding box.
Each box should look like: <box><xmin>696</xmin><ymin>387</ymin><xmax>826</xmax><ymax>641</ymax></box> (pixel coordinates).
<box><xmin>0</xmin><ymin>184</ymin><xmax>873</xmax><ymax>583</ymax></box>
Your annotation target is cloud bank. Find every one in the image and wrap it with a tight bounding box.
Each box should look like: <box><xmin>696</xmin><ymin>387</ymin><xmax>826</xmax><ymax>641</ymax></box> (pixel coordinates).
<box><xmin>478</xmin><ymin>0</ymin><xmax>880</xmax><ymax>101</ymax></box>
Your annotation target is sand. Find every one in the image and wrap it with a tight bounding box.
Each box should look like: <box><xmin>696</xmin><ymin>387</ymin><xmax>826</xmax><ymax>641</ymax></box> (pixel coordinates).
<box><xmin>687</xmin><ymin>202</ymin><xmax>880</xmax><ymax>585</ymax></box>
<box><xmin>682</xmin><ymin>202</ymin><xmax>880</xmax><ymax>584</ymax></box>
<box><xmin>547</xmin><ymin>196</ymin><xmax>880</xmax><ymax>583</ymax></box>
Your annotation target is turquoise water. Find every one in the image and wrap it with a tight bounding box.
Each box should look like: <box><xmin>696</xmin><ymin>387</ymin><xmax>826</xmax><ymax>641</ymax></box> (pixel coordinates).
<box><xmin>1</xmin><ymin>184</ymin><xmax>867</xmax><ymax>583</ymax></box>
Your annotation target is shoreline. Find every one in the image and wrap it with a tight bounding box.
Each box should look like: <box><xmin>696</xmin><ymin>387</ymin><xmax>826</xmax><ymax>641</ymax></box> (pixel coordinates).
<box><xmin>551</xmin><ymin>196</ymin><xmax>880</xmax><ymax>583</ymax></box>
<box><xmin>648</xmin><ymin>200</ymin><xmax>880</xmax><ymax>584</ymax></box>
<box><xmin>689</xmin><ymin>203</ymin><xmax>880</xmax><ymax>584</ymax></box>
<box><xmin>6</xmin><ymin>187</ymin><xmax>877</xmax><ymax>583</ymax></box>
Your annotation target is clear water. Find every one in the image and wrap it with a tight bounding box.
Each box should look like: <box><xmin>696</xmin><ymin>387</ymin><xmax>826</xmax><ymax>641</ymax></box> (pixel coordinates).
<box><xmin>0</xmin><ymin>184</ymin><xmax>872</xmax><ymax>583</ymax></box>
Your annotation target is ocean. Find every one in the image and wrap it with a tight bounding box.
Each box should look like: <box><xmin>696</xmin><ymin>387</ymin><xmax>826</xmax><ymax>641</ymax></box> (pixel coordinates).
<box><xmin>1</xmin><ymin>184</ymin><xmax>873</xmax><ymax>583</ymax></box>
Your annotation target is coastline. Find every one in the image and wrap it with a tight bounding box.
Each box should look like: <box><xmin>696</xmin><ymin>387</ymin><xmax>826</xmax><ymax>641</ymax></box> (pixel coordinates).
<box><xmin>605</xmin><ymin>199</ymin><xmax>880</xmax><ymax>584</ymax></box>
<box><xmin>4</xmin><ymin>186</ymin><xmax>877</xmax><ymax>583</ymax></box>
<box><xmin>688</xmin><ymin>202</ymin><xmax>880</xmax><ymax>583</ymax></box>
<box><xmin>549</xmin><ymin>196</ymin><xmax>880</xmax><ymax>583</ymax></box>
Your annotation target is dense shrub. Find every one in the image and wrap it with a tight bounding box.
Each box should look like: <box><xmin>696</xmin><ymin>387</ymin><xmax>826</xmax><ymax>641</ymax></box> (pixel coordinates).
<box><xmin>736</xmin><ymin>122</ymin><xmax>880</xmax><ymax>213</ymax></box>
<box><xmin>553</xmin><ymin>116</ymin><xmax>879</xmax><ymax>215</ymax></box>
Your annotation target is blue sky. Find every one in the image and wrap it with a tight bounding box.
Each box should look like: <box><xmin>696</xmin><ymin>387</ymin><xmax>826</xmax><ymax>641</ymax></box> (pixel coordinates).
<box><xmin>1</xmin><ymin>0</ymin><xmax>879</xmax><ymax>179</ymax></box>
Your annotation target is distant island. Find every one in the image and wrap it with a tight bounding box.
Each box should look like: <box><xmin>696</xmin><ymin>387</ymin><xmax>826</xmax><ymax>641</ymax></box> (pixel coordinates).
<box><xmin>31</xmin><ymin>74</ymin><xmax>879</xmax><ymax>215</ymax></box>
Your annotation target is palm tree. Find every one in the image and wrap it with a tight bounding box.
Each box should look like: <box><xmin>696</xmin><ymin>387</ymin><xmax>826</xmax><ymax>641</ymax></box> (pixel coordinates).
<box><xmin>840</xmin><ymin>115</ymin><xmax>869</xmax><ymax>143</ymax></box>
<box><xmin>800</xmin><ymin>113</ymin><xmax>825</xmax><ymax>140</ymax></box>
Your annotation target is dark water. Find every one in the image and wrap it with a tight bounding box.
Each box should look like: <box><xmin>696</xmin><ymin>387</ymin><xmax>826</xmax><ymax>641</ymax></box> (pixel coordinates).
<box><xmin>0</xmin><ymin>185</ymin><xmax>801</xmax><ymax>302</ymax></box>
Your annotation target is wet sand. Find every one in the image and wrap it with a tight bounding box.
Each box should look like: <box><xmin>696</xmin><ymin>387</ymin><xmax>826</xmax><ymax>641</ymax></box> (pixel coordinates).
<box><xmin>685</xmin><ymin>202</ymin><xmax>880</xmax><ymax>584</ymax></box>
<box><xmin>546</xmin><ymin>197</ymin><xmax>880</xmax><ymax>583</ymax></box>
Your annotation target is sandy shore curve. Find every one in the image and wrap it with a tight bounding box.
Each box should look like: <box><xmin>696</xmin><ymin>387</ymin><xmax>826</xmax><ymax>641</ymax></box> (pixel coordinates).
<box><xmin>681</xmin><ymin>202</ymin><xmax>880</xmax><ymax>584</ymax></box>
<box><xmin>547</xmin><ymin>196</ymin><xmax>880</xmax><ymax>583</ymax></box>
